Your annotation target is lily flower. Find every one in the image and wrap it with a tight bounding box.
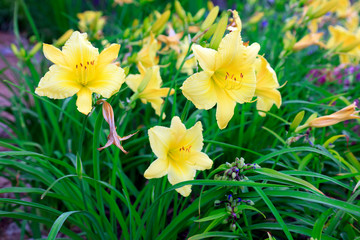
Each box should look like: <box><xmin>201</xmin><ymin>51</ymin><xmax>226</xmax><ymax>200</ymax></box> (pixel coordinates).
<box><xmin>181</xmin><ymin>12</ymin><xmax>260</xmax><ymax>129</ymax></box>
<box><xmin>293</xmin><ymin>32</ymin><xmax>325</xmax><ymax>51</ymax></box>
<box><xmin>305</xmin><ymin>0</ymin><xmax>337</xmax><ymax>20</ymax></box>
<box><xmin>254</xmin><ymin>56</ymin><xmax>282</xmax><ymax>116</ymax></box>
<box><xmin>176</xmin><ymin>38</ymin><xmax>197</xmax><ymax>75</ymax></box>
<box><xmin>326</xmin><ymin>25</ymin><xmax>360</xmax><ymax>52</ymax></box>
<box><xmin>35</xmin><ymin>31</ymin><xmax>125</xmax><ymax>115</ymax></box>
<box><xmin>97</xmin><ymin>100</ymin><xmax>137</xmax><ymax>153</ymax></box>
<box><xmin>77</xmin><ymin>11</ymin><xmax>106</xmax><ymax>39</ymax></box>
<box><xmin>309</xmin><ymin>101</ymin><xmax>360</xmax><ymax>128</ymax></box>
<box><xmin>125</xmin><ymin>63</ymin><xmax>174</xmax><ymax>118</ymax></box>
<box><xmin>144</xmin><ymin>116</ymin><xmax>213</xmax><ymax>197</ymax></box>
<box><xmin>136</xmin><ymin>32</ymin><xmax>161</xmax><ymax>68</ymax></box>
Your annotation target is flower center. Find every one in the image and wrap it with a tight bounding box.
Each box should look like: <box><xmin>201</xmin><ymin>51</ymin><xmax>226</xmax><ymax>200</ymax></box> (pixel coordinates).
<box><xmin>168</xmin><ymin>145</ymin><xmax>192</xmax><ymax>163</ymax></box>
<box><xmin>213</xmin><ymin>71</ymin><xmax>244</xmax><ymax>90</ymax></box>
<box><xmin>75</xmin><ymin>60</ymin><xmax>96</xmax><ymax>85</ymax></box>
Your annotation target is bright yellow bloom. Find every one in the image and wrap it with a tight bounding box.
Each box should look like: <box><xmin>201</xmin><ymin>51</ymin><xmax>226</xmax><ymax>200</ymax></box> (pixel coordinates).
<box><xmin>335</xmin><ymin>0</ymin><xmax>350</xmax><ymax>18</ymax></box>
<box><xmin>35</xmin><ymin>31</ymin><xmax>125</xmax><ymax>115</ymax></box>
<box><xmin>181</xmin><ymin>30</ymin><xmax>260</xmax><ymax>129</ymax></box>
<box><xmin>293</xmin><ymin>32</ymin><xmax>325</xmax><ymax>51</ymax></box>
<box><xmin>254</xmin><ymin>56</ymin><xmax>281</xmax><ymax>117</ymax></box>
<box><xmin>305</xmin><ymin>0</ymin><xmax>337</xmax><ymax>19</ymax></box>
<box><xmin>77</xmin><ymin>11</ymin><xmax>106</xmax><ymax>39</ymax></box>
<box><xmin>326</xmin><ymin>25</ymin><xmax>360</xmax><ymax>52</ymax></box>
<box><xmin>144</xmin><ymin>116</ymin><xmax>213</xmax><ymax>197</ymax></box>
<box><xmin>126</xmin><ymin>63</ymin><xmax>174</xmax><ymax>118</ymax></box>
<box><xmin>309</xmin><ymin>102</ymin><xmax>360</xmax><ymax>128</ymax></box>
<box><xmin>136</xmin><ymin>32</ymin><xmax>161</xmax><ymax>68</ymax></box>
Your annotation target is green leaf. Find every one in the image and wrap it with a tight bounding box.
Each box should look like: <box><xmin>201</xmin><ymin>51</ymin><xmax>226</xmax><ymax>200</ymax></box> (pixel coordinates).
<box><xmin>194</xmin><ymin>209</ymin><xmax>227</xmax><ymax>222</ymax></box>
<box><xmin>188</xmin><ymin>231</ymin><xmax>243</xmax><ymax>240</ymax></box>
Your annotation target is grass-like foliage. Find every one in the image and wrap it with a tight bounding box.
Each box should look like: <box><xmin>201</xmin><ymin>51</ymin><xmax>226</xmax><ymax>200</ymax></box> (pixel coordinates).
<box><xmin>1</xmin><ymin>0</ymin><xmax>360</xmax><ymax>239</ymax></box>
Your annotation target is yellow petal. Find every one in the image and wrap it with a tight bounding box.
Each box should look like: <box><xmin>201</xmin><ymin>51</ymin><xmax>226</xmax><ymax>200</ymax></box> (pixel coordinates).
<box><xmin>35</xmin><ymin>65</ymin><xmax>82</xmax><ymax>99</ymax></box>
<box><xmin>215</xmin><ymin>88</ymin><xmax>236</xmax><ymax>129</ymax></box>
<box><xmin>43</xmin><ymin>44</ymin><xmax>67</xmax><ymax>67</ymax></box>
<box><xmin>76</xmin><ymin>87</ymin><xmax>93</xmax><ymax>115</ymax></box>
<box><xmin>187</xmin><ymin>152</ymin><xmax>213</xmax><ymax>170</ymax></box>
<box><xmin>97</xmin><ymin>44</ymin><xmax>120</xmax><ymax>66</ymax></box>
<box><xmin>181</xmin><ymin>71</ymin><xmax>216</xmax><ymax>110</ymax></box>
<box><xmin>225</xmin><ymin>68</ymin><xmax>256</xmax><ymax>103</ymax></box>
<box><xmin>256</xmin><ymin>89</ymin><xmax>282</xmax><ymax>116</ymax></box>
<box><xmin>192</xmin><ymin>44</ymin><xmax>217</xmax><ymax>72</ymax></box>
<box><xmin>140</xmin><ymin>88</ymin><xmax>173</xmax><ymax>100</ymax></box>
<box><xmin>144</xmin><ymin>158</ymin><xmax>169</xmax><ymax>179</ymax></box>
<box><xmin>145</xmin><ymin>65</ymin><xmax>162</xmax><ymax>90</ymax></box>
<box><xmin>125</xmin><ymin>74</ymin><xmax>142</xmax><ymax>92</ymax></box>
<box><xmin>148</xmin><ymin>126</ymin><xmax>172</xmax><ymax>158</ymax></box>
<box><xmin>62</xmin><ymin>31</ymin><xmax>99</xmax><ymax>67</ymax></box>
<box><xmin>255</xmin><ymin>56</ymin><xmax>279</xmax><ymax>88</ymax></box>
<box><xmin>216</xmin><ymin>31</ymin><xmax>241</xmax><ymax>70</ymax></box>
<box><xmin>229</xmin><ymin>42</ymin><xmax>260</xmax><ymax>70</ymax></box>
<box><xmin>168</xmin><ymin>162</ymin><xmax>196</xmax><ymax>197</ymax></box>
<box><xmin>148</xmin><ymin>97</ymin><xmax>164</xmax><ymax>117</ymax></box>
<box><xmin>170</xmin><ymin>116</ymin><xmax>187</xmax><ymax>138</ymax></box>
<box><xmin>87</xmin><ymin>64</ymin><xmax>125</xmax><ymax>98</ymax></box>
<box><xmin>182</xmin><ymin>121</ymin><xmax>203</xmax><ymax>152</ymax></box>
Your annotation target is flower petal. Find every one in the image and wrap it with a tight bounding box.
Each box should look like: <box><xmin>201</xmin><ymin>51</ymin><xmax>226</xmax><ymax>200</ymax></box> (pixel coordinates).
<box><xmin>215</xmin><ymin>88</ymin><xmax>236</xmax><ymax>129</ymax></box>
<box><xmin>168</xmin><ymin>162</ymin><xmax>196</xmax><ymax>197</ymax></box>
<box><xmin>76</xmin><ymin>87</ymin><xmax>93</xmax><ymax>115</ymax></box>
<box><xmin>192</xmin><ymin>44</ymin><xmax>217</xmax><ymax>72</ymax></box>
<box><xmin>216</xmin><ymin>31</ymin><xmax>241</xmax><ymax>70</ymax></box>
<box><xmin>125</xmin><ymin>74</ymin><xmax>142</xmax><ymax>92</ymax></box>
<box><xmin>43</xmin><ymin>44</ymin><xmax>67</xmax><ymax>67</ymax></box>
<box><xmin>62</xmin><ymin>31</ymin><xmax>99</xmax><ymax>67</ymax></box>
<box><xmin>97</xmin><ymin>44</ymin><xmax>120</xmax><ymax>66</ymax></box>
<box><xmin>35</xmin><ymin>65</ymin><xmax>82</xmax><ymax>99</ymax></box>
<box><xmin>170</xmin><ymin>116</ymin><xmax>187</xmax><ymax>139</ymax></box>
<box><xmin>187</xmin><ymin>152</ymin><xmax>213</xmax><ymax>170</ymax></box>
<box><xmin>144</xmin><ymin>158</ymin><xmax>169</xmax><ymax>179</ymax></box>
<box><xmin>181</xmin><ymin>71</ymin><xmax>216</xmax><ymax>110</ymax></box>
<box><xmin>226</xmin><ymin>68</ymin><xmax>256</xmax><ymax>103</ymax></box>
<box><xmin>256</xmin><ymin>89</ymin><xmax>281</xmax><ymax>117</ymax></box>
<box><xmin>148</xmin><ymin>126</ymin><xmax>172</xmax><ymax>158</ymax></box>
<box><xmin>87</xmin><ymin>64</ymin><xmax>125</xmax><ymax>98</ymax></box>
<box><xmin>183</xmin><ymin>121</ymin><xmax>203</xmax><ymax>152</ymax></box>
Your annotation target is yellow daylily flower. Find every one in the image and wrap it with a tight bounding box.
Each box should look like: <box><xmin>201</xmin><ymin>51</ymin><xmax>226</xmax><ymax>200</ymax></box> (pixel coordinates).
<box><xmin>126</xmin><ymin>63</ymin><xmax>174</xmax><ymax>118</ymax></box>
<box><xmin>326</xmin><ymin>25</ymin><xmax>360</xmax><ymax>52</ymax></box>
<box><xmin>305</xmin><ymin>0</ymin><xmax>337</xmax><ymax>19</ymax></box>
<box><xmin>176</xmin><ymin>38</ymin><xmax>197</xmax><ymax>75</ymax></box>
<box><xmin>293</xmin><ymin>32</ymin><xmax>325</xmax><ymax>51</ymax></box>
<box><xmin>136</xmin><ymin>32</ymin><xmax>161</xmax><ymax>68</ymax></box>
<box><xmin>335</xmin><ymin>0</ymin><xmax>350</xmax><ymax>18</ymax></box>
<box><xmin>144</xmin><ymin>116</ymin><xmax>213</xmax><ymax>197</ymax></box>
<box><xmin>254</xmin><ymin>56</ymin><xmax>281</xmax><ymax>117</ymax></box>
<box><xmin>181</xmin><ymin>30</ymin><xmax>260</xmax><ymax>129</ymax></box>
<box><xmin>309</xmin><ymin>101</ymin><xmax>360</xmax><ymax>128</ymax></box>
<box><xmin>35</xmin><ymin>31</ymin><xmax>125</xmax><ymax>115</ymax></box>
<box><xmin>77</xmin><ymin>11</ymin><xmax>106</xmax><ymax>39</ymax></box>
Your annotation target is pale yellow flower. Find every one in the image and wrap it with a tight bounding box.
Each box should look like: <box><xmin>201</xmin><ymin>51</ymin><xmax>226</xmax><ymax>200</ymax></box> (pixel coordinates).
<box><xmin>136</xmin><ymin>32</ymin><xmax>161</xmax><ymax>68</ymax></box>
<box><xmin>35</xmin><ymin>31</ymin><xmax>125</xmax><ymax>115</ymax></box>
<box><xmin>293</xmin><ymin>32</ymin><xmax>325</xmax><ymax>51</ymax></box>
<box><xmin>144</xmin><ymin>116</ymin><xmax>213</xmax><ymax>197</ymax></box>
<box><xmin>254</xmin><ymin>56</ymin><xmax>281</xmax><ymax>117</ymax></box>
<box><xmin>305</xmin><ymin>0</ymin><xmax>338</xmax><ymax>19</ymax></box>
<box><xmin>77</xmin><ymin>11</ymin><xmax>106</xmax><ymax>39</ymax></box>
<box><xmin>309</xmin><ymin>102</ymin><xmax>360</xmax><ymax>128</ymax></box>
<box><xmin>157</xmin><ymin>24</ymin><xmax>183</xmax><ymax>53</ymax></box>
<box><xmin>181</xmin><ymin>30</ymin><xmax>260</xmax><ymax>129</ymax></box>
<box><xmin>176</xmin><ymin>38</ymin><xmax>197</xmax><ymax>75</ymax></box>
<box><xmin>326</xmin><ymin>25</ymin><xmax>360</xmax><ymax>52</ymax></box>
<box><xmin>125</xmin><ymin>63</ymin><xmax>174</xmax><ymax>118</ymax></box>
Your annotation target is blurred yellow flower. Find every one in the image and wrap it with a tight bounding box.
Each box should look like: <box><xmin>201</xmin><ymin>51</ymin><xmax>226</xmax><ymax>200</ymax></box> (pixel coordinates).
<box><xmin>309</xmin><ymin>102</ymin><xmax>360</xmax><ymax>128</ymax></box>
<box><xmin>248</xmin><ymin>12</ymin><xmax>264</xmax><ymax>25</ymax></box>
<box><xmin>293</xmin><ymin>32</ymin><xmax>325</xmax><ymax>51</ymax></box>
<box><xmin>326</xmin><ymin>25</ymin><xmax>360</xmax><ymax>52</ymax></box>
<box><xmin>144</xmin><ymin>116</ymin><xmax>213</xmax><ymax>197</ymax></box>
<box><xmin>305</xmin><ymin>0</ymin><xmax>337</xmax><ymax>19</ymax></box>
<box><xmin>176</xmin><ymin>38</ymin><xmax>197</xmax><ymax>75</ymax></box>
<box><xmin>114</xmin><ymin>0</ymin><xmax>133</xmax><ymax>6</ymax></box>
<box><xmin>254</xmin><ymin>56</ymin><xmax>281</xmax><ymax>117</ymax></box>
<box><xmin>136</xmin><ymin>32</ymin><xmax>161</xmax><ymax>68</ymax></box>
<box><xmin>35</xmin><ymin>31</ymin><xmax>125</xmax><ymax>115</ymax></box>
<box><xmin>181</xmin><ymin>28</ymin><xmax>259</xmax><ymax>129</ymax></box>
<box><xmin>77</xmin><ymin>11</ymin><xmax>106</xmax><ymax>39</ymax></box>
<box><xmin>126</xmin><ymin>63</ymin><xmax>174</xmax><ymax>118</ymax></box>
